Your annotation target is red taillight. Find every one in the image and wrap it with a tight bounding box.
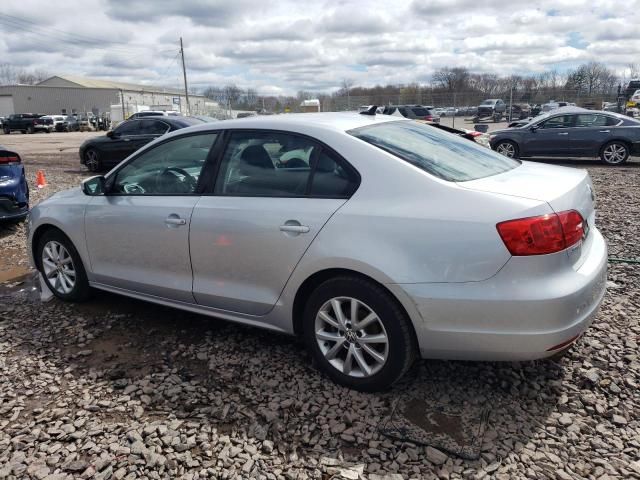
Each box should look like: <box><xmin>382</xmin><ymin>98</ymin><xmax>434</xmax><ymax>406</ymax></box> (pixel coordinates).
<box><xmin>496</xmin><ymin>210</ymin><xmax>585</xmax><ymax>256</ymax></box>
<box><xmin>0</xmin><ymin>154</ymin><xmax>21</xmax><ymax>164</ymax></box>
<box><xmin>424</xmin><ymin>115</ymin><xmax>433</xmax><ymax>121</ymax></box>
<box><xmin>468</xmin><ymin>131</ymin><xmax>483</xmax><ymax>137</ymax></box>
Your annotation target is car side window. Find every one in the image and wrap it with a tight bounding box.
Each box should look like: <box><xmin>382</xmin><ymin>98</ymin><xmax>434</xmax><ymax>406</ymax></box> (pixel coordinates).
<box><xmin>309</xmin><ymin>150</ymin><xmax>359</xmax><ymax>198</ymax></box>
<box><xmin>114</xmin><ymin>120</ymin><xmax>141</xmax><ymax>136</ymax></box>
<box><xmin>112</xmin><ymin>133</ymin><xmax>218</xmax><ymax>195</ymax></box>
<box><xmin>575</xmin><ymin>114</ymin><xmax>611</xmax><ymax>127</ymax></box>
<box><xmin>215</xmin><ymin>132</ymin><xmax>317</xmax><ymax>197</ymax></box>
<box><xmin>540</xmin><ymin>115</ymin><xmax>573</xmax><ymax>129</ymax></box>
<box><xmin>140</xmin><ymin>120</ymin><xmax>169</xmax><ymax>135</ymax></box>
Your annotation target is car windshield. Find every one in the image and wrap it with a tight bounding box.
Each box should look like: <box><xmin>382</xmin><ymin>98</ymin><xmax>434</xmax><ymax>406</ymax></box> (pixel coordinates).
<box><xmin>349</xmin><ymin>120</ymin><xmax>519</xmax><ymax>182</ymax></box>
<box><xmin>480</xmin><ymin>100</ymin><xmax>495</xmax><ymax>105</ymax></box>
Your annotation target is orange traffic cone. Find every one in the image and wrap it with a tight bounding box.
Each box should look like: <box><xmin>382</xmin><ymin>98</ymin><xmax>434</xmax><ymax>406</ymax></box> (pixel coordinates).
<box><xmin>36</xmin><ymin>170</ymin><xmax>48</xmax><ymax>189</ymax></box>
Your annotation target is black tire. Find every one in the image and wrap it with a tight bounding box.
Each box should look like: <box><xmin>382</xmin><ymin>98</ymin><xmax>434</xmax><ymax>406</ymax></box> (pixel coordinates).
<box><xmin>84</xmin><ymin>148</ymin><xmax>102</xmax><ymax>172</ymax></box>
<box><xmin>600</xmin><ymin>141</ymin><xmax>629</xmax><ymax>165</ymax></box>
<box><xmin>494</xmin><ymin>140</ymin><xmax>519</xmax><ymax>159</ymax></box>
<box><xmin>26</xmin><ymin>125</ymin><xmax>34</xmax><ymax>134</ymax></box>
<box><xmin>21</xmin><ymin>130</ymin><xmax>26</xmax><ymax>134</ymax></box>
<box><xmin>36</xmin><ymin>229</ymin><xmax>91</xmax><ymax>302</ymax></box>
<box><xmin>3</xmin><ymin>128</ymin><xmax>9</xmax><ymax>134</ymax></box>
<box><xmin>303</xmin><ymin>276</ymin><xmax>417</xmax><ymax>392</ymax></box>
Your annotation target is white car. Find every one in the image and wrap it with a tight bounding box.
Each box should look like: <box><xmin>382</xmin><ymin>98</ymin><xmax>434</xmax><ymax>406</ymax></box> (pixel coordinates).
<box><xmin>43</xmin><ymin>115</ymin><xmax>67</xmax><ymax>131</ymax></box>
<box><xmin>630</xmin><ymin>89</ymin><xmax>640</xmax><ymax>105</ymax></box>
<box><xmin>27</xmin><ymin>112</ymin><xmax>607</xmax><ymax>391</ymax></box>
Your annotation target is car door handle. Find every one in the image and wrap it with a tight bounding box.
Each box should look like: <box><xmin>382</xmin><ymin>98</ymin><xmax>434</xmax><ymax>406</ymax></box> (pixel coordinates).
<box><xmin>557</xmin><ymin>132</ymin><xmax>568</xmax><ymax>135</ymax></box>
<box><xmin>599</xmin><ymin>130</ymin><xmax>610</xmax><ymax>133</ymax></box>
<box><xmin>280</xmin><ymin>224</ymin><xmax>310</xmax><ymax>234</ymax></box>
<box><xmin>165</xmin><ymin>216</ymin><xmax>186</xmax><ymax>226</ymax></box>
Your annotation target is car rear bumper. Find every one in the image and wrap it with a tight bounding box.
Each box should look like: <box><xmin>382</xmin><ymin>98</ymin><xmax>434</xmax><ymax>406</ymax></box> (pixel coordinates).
<box><xmin>0</xmin><ymin>197</ymin><xmax>29</xmax><ymax>220</ymax></box>
<box><xmin>395</xmin><ymin>228</ymin><xmax>608</xmax><ymax>361</ymax></box>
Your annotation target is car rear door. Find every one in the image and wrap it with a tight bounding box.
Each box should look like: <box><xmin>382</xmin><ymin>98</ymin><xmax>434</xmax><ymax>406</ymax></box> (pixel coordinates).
<box><xmin>571</xmin><ymin>114</ymin><xmax>620</xmax><ymax>155</ymax></box>
<box><xmin>84</xmin><ymin>132</ymin><xmax>219</xmax><ymax>302</ymax></box>
<box><xmin>189</xmin><ymin>130</ymin><xmax>359</xmax><ymax>316</ymax></box>
<box><xmin>521</xmin><ymin>114</ymin><xmax>575</xmax><ymax>156</ymax></box>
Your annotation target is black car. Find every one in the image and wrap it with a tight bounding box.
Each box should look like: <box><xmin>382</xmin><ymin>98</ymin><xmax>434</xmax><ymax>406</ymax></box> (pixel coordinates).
<box><xmin>382</xmin><ymin>105</ymin><xmax>440</xmax><ymax>123</ymax></box>
<box><xmin>79</xmin><ymin>117</ymin><xmax>203</xmax><ymax>172</ymax></box>
<box><xmin>490</xmin><ymin>107</ymin><xmax>640</xmax><ymax>165</ymax></box>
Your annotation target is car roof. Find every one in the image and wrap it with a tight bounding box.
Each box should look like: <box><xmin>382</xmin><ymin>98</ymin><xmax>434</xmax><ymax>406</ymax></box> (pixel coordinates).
<box><xmin>175</xmin><ymin>112</ymin><xmax>403</xmax><ymax>135</ymax></box>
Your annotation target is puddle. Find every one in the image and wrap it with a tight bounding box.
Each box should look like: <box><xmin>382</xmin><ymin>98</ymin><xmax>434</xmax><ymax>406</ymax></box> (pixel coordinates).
<box><xmin>379</xmin><ymin>397</ymin><xmax>490</xmax><ymax>460</ymax></box>
<box><xmin>0</xmin><ymin>268</ymin><xmax>41</xmax><ymax>300</ymax></box>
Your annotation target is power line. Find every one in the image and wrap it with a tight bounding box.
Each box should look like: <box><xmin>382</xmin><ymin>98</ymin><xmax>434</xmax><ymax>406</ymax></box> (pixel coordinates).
<box><xmin>0</xmin><ymin>13</ymin><xmax>160</xmax><ymax>53</ymax></box>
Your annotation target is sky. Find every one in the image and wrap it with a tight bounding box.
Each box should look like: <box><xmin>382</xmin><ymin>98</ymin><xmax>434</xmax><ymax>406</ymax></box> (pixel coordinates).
<box><xmin>0</xmin><ymin>0</ymin><xmax>638</xmax><ymax>95</ymax></box>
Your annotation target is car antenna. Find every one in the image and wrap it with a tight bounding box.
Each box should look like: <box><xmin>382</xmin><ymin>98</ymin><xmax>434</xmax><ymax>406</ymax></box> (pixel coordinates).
<box><xmin>359</xmin><ymin>105</ymin><xmax>377</xmax><ymax>116</ymax></box>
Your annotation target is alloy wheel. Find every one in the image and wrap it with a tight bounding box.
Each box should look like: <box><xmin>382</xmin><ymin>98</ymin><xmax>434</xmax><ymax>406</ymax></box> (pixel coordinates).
<box><xmin>314</xmin><ymin>297</ymin><xmax>389</xmax><ymax>378</ymax></box>
<box><xmin>85</xmin><ymin>150</ymin><xmax>99</xmax><ymax>171</ymax></box>
<box><xmin>602</xmin><ymin>143</ymin><xmax>627</xmax><ymax>164</ymax></box>
<box><xmin>42</xmin><ymin>240</ymin><xmax>76</xmax><ymax>294</ymax></box>
<box><xmin>496</xmin><ymin>142</ymin><xmax>516</xmax><ymax>158</ymax></box>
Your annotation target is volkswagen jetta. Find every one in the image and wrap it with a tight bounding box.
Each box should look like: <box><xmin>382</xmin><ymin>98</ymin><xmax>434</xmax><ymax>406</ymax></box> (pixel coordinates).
<box><xmin>28</xmin><ymin>113</ymin><xmax>607</xmax><ymax>391</ymax></box>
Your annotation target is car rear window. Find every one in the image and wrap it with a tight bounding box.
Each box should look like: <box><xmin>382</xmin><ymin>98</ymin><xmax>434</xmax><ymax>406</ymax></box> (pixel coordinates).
<box><xmin>349</xmin><ymin>120</ymin><xmax>520</xmax><ymax>182</ymax></box>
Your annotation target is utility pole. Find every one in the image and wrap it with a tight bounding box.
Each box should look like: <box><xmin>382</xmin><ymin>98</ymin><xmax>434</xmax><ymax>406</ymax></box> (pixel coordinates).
<box><xmin>509</xmin><ymin>85</ymin><xmax>514</xmax><ymax>122</ymax></box>
<box><xmin>180</xmin><ymin>37</ymin><xmax>191</xmax><ymax>115</ymax></box>
<box><xmin>120</xmin><ymin>89</ymin><xmax>126</xmax><ymax>121</ymax></box>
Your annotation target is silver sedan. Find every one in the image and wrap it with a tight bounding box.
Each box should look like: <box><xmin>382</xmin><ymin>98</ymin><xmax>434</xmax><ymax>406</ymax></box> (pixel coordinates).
<box><xmin>27</xmin><ymin>112</ymin><xmax>607</xmax><ymax>391</ymax></box>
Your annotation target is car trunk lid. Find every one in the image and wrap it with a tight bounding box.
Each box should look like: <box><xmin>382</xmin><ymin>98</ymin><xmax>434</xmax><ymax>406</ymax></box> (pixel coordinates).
<box><xmin>458</xmin><ymin>161</ymin><xmax>596</xmax><ymax>266</ymax></box>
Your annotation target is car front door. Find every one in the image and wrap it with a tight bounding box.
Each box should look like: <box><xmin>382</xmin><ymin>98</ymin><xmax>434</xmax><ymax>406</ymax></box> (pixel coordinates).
<box><xmin>521</xmin><ymin>114</ymin><xmax>575</xmax><ymax>156</ymax></box>
<box><xmin>84</xmin><ymin>132</ymin><xmax>219</xmax><ymax>302</ymax></box>
<box><xmin>190</xmin><ymin>130</ymin><xmax>359</xmax><ymax>316</ymax></box>
<box><xmin>101</xmin><ymin>120</ymin><xmax>143</xmax><ymax>163</ymax></box>
<box><xmin>571</xmin><ymin>114</ymin><xmax>620</xmax><ymax>155</ymax></box>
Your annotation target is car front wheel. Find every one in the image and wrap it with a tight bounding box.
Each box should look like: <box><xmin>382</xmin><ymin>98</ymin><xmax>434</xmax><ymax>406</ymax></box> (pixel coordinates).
<box><xmin>37</xmin><ymin>229</ymin><xmax>91</xmax><ymax>302</ymax></box>
<box><xmin>600</xmin><ymin>141</ymin><xmax>629</xmax><ymax>165</ymax></box>
<box><xmin>84</xmin><ymin>149</ymin><xmax>102</xmax><ymax>172</ymax></box>
<box><xmin>495</xmin><ymin>140</ymin><xmax>519</xmax><ymax>159</ymax></box>
<box><xmin>303</xmin><ymin>276</ymin><xmax>416</xmax><ymax>391</ymax></box>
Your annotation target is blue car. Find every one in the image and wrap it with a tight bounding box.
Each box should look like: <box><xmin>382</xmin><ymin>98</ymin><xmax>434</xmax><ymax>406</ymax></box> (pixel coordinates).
<box><xmin>0</xmin><ymin>145</ymin><xmax>29</xmax><ymax>221</ymax></box>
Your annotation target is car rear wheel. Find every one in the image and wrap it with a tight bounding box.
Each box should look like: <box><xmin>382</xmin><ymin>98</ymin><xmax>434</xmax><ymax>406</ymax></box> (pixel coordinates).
<box><xmin>37</xmin><ymin>229</ymin><xmax>90</xmax><ymax>302</ymax></box>
<box><xmin>84</xmin><ymin>149</ymin><xmax>102</xmax><ymax>172</ymax></box>
<box><xmin>26</xmin><ymin>125</ymin><xmax>34</xmax><ymax>134</ymax></box>
<box><xmin>600</xmin><ymin>141</ymin><xmax>629</xmax><ymax>165</ymax></box>
<box><xmin>3</xmin><ymin>128</ymin><xmax>9</xmax><ymax>134</ymax></box>
<box><xmin>495</xmin><ymin>140</ymin><xmax>519</xmax><ymax>159</ymax></box>
<box><xmin>303</xmin><ymin>276</ymin><xmax>416</xmax><ymax>391</ymax></box>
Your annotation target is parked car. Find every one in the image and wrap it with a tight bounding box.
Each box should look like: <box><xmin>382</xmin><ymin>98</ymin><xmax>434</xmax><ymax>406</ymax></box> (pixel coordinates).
<box><xmin>3</xmin><ymin>113</ymin><xmax>46</xmax><ymax>134</ymax></box>
<box><xmin>476</xmin><ymin>99</ymin><xmax>506</xmax><ymax>121</ymax></box>
<box><xmin>382</xmin><ymin>105</ymin><xmax>440</xmax><ymax>122</ymax></box>
<box><xmin>30</xmin><ymin>112</ymin><xmax>607</xmax><ymax>391</ymax></box>
<box><xmin>42</xmin><ymin>115</ymin><xmax>67</xmax><ymax>132</ymax></box>
<box><xmin>79</xmin><ymin>116</ymin><xmax>203</xmax><ymax>172</ymax></box>
<box><xmin>33</xmin><ymin>116</ymin><xmax>54</xmax><ymax>133</ymax></box>
<box><xmin>0</xmin><ymin>145</ymin><xmax>29</xmax><ymax>221</ymax></box>
<box><xmin>0</xmin><ymin>116</ymin><xmax>5</xmax><ymax>130</ymax></box>
<box><xmin>490</xmin><ymin>106</ymin><xmax>640</xmax><ymax>165</ymax></box>
<box><xmin>129</xmin><ymin>111</ymin><xmax>181</xmax><ymax>119</ymax></box>
<box><xmin>58</xmin><ymin>115</ymin><xmax>80</xmax><ymax>132</ymax></box>
<box><xmin>506</xmin><ymin>103</ymin><xmax>531</xmax><ymax>120</ymax></box>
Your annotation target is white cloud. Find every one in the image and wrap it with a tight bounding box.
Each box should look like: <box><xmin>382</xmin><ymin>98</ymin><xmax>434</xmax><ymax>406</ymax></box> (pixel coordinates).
<box><xmin>0</xmin><ymin>0</ymin><xmax>638</xmax><ymax>94</ymax></box>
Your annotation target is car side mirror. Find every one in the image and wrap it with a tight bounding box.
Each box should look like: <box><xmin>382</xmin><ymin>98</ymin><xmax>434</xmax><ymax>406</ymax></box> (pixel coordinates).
<box><xmin>107</xmin><ymin>130</ymin><xmax>116</xmax><ymax>138</ymax></box>
<box><xmin>530</xmin><ymin>125</ymin><xmax>539</xmax><ymax>132</ymax></box>
<box><xmin>82</xmin><ymin>175</ymin><xmax>106</xmax><ymax>196</ymax></box>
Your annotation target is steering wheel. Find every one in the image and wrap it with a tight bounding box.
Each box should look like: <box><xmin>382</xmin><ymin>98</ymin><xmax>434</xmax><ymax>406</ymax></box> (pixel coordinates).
<box><xmin>122</xmin><ymin>183</ymin><xmax>145</xmax><ymax>194</ymax></box>
<box><xmin>156</xmin><ymin>167</ymin><xmax>197</xmax><ymax>193</ymax></box>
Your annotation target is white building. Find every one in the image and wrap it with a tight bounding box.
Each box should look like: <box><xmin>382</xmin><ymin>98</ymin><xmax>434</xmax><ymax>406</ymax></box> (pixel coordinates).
<box><xmin>0</xmin><ymin>75</ymin><xmax>207</xmax><ymax>117</ymax></box>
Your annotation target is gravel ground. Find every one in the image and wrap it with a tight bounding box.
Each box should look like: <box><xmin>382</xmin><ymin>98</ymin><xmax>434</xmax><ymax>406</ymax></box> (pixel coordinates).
<box><xmin>1</xmin><ymin>133</ymin><xmax>639</xmax><ymax>479</ymax></box>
